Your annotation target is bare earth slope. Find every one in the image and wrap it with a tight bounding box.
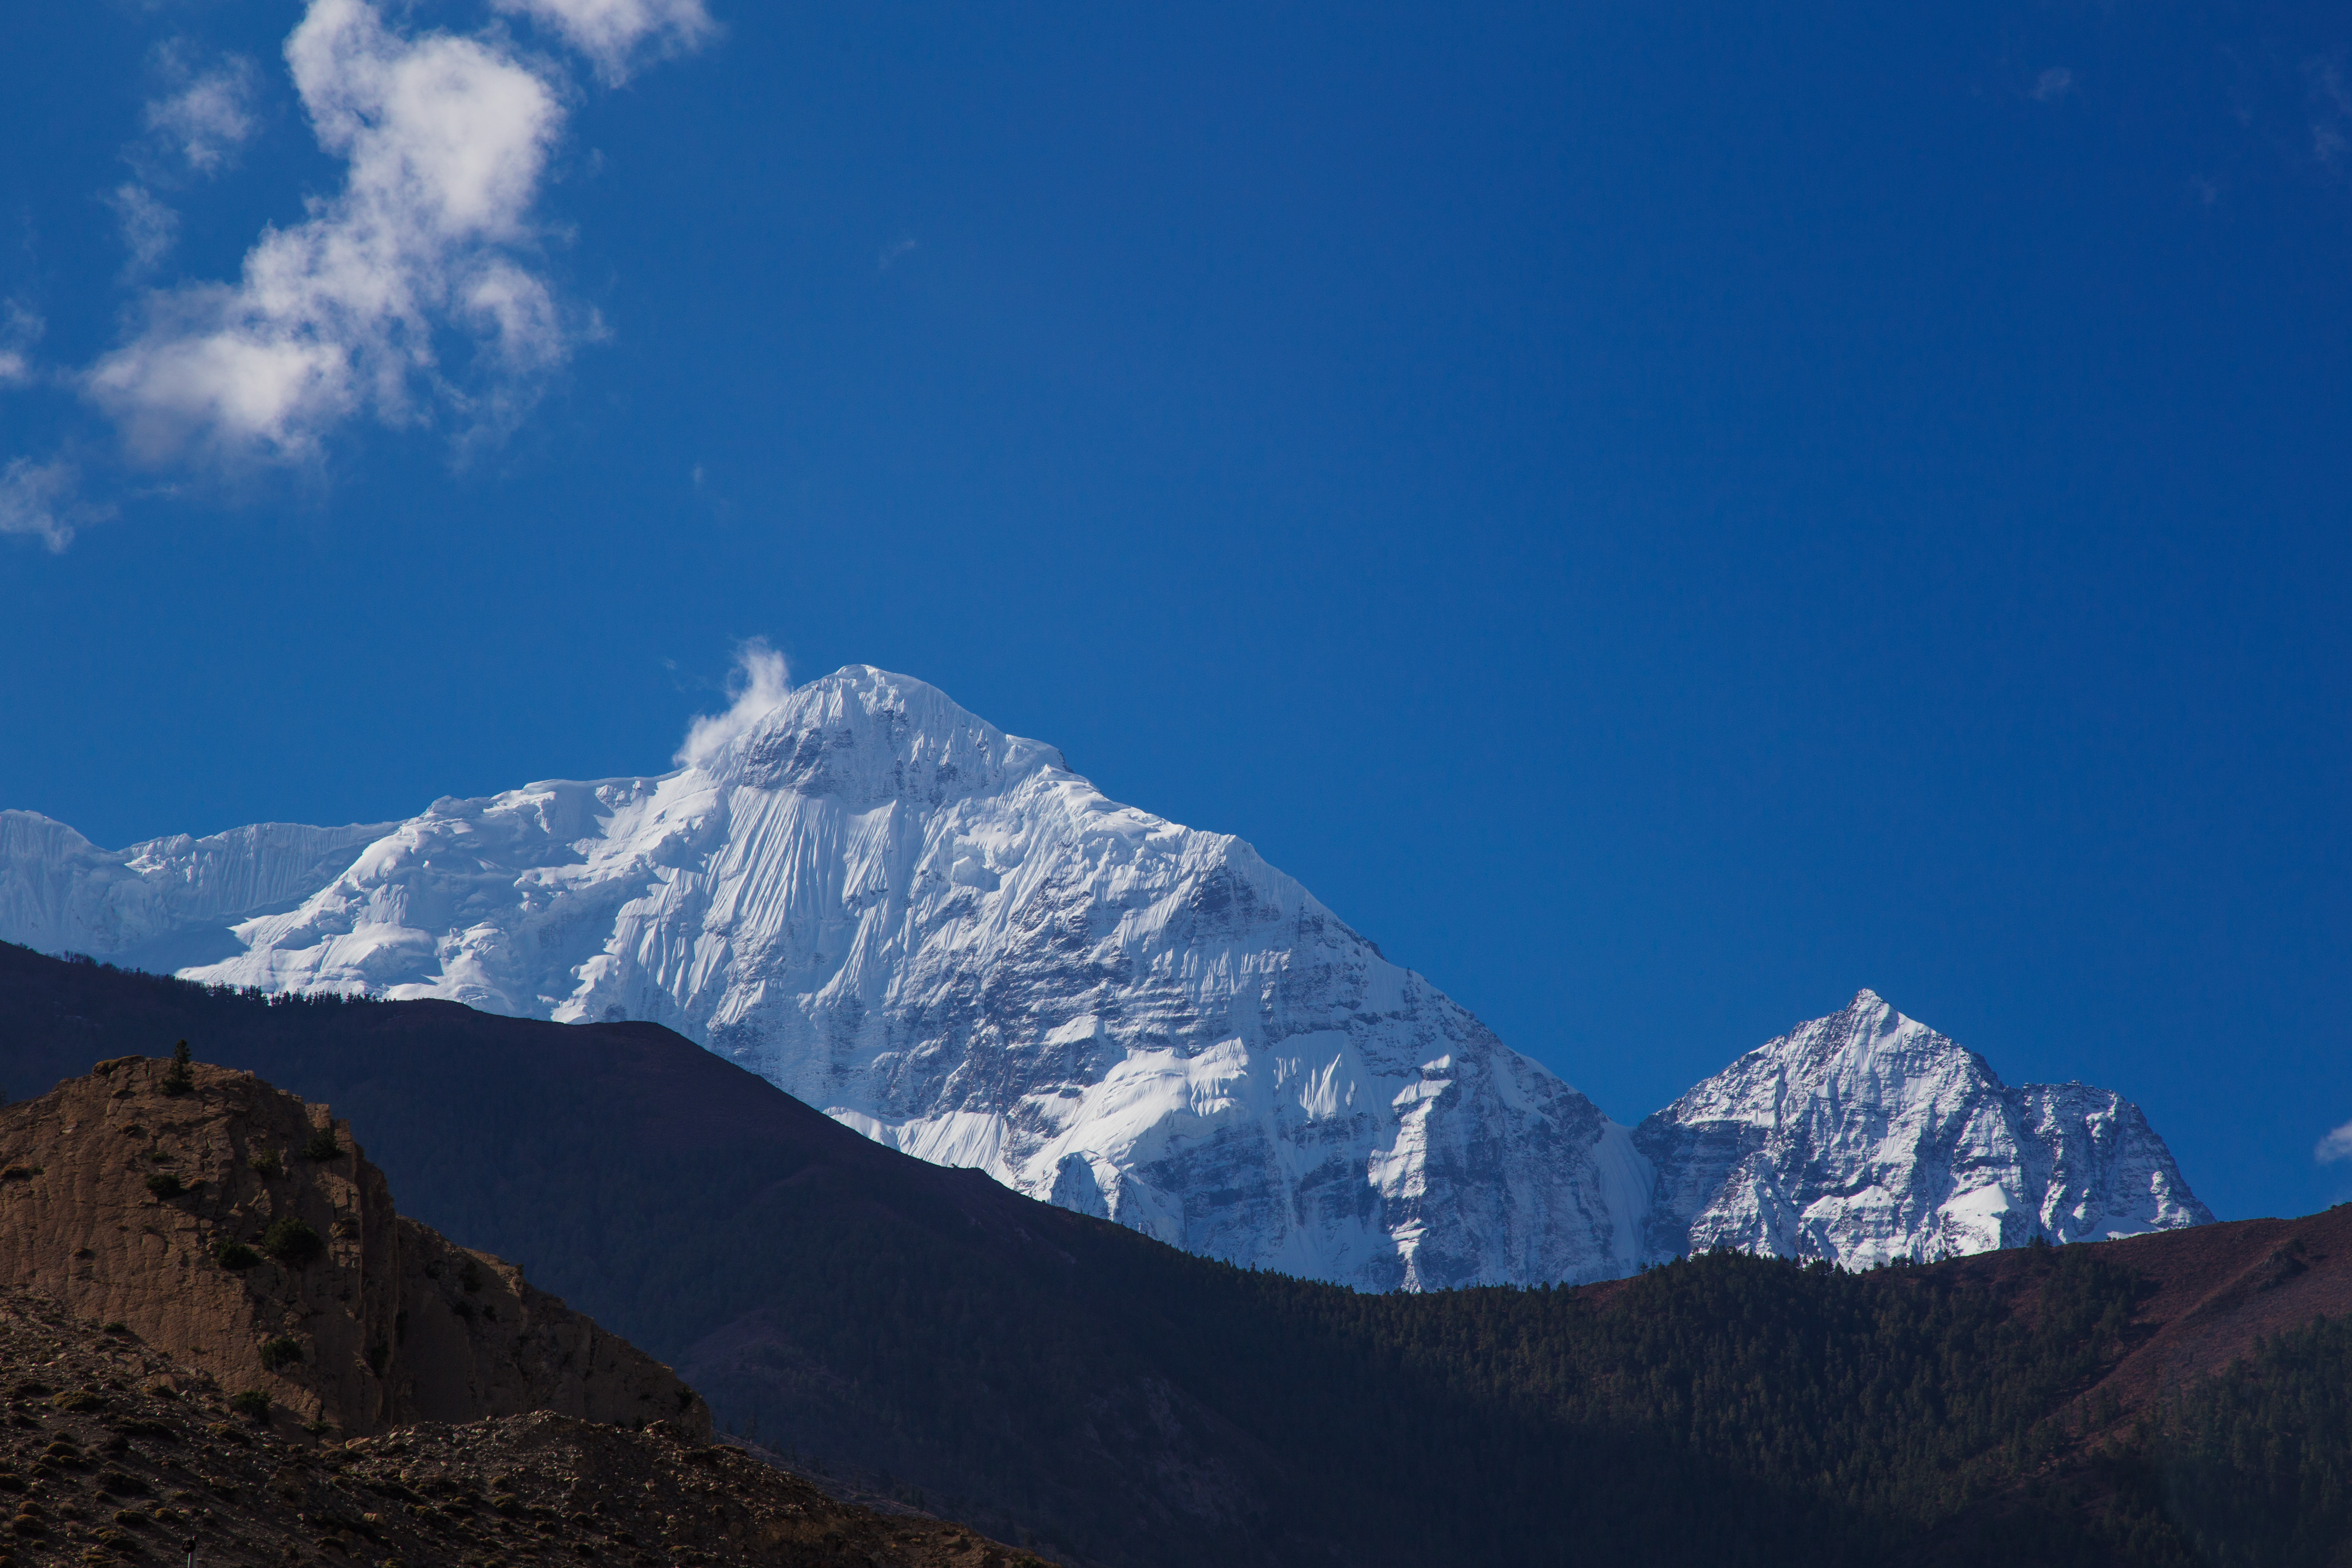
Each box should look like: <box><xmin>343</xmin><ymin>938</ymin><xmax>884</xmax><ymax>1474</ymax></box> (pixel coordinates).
<box><xmin>0</xmin><ymin>948</ymin><xmax>1326</xmax><ymax>1565</ymax></box>
<box><xmin>1929</xmin><ymin>1200</ymin><xmax>2352</xmax><ymax>1430</ymax></box>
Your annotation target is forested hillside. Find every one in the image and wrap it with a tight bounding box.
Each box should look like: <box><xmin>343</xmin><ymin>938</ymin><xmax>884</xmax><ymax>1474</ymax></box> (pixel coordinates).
<box><xmin>2</xmin><ymin>943</ymin><xmax>2343</xmax><ymax>1567</ymax></box>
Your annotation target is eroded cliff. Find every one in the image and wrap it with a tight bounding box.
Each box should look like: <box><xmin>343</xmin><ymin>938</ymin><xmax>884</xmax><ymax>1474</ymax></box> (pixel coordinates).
<box><xmin>0</xmin><ymin>1053</ymin><xmax>706</xmax><ymax>1439</ymax></box>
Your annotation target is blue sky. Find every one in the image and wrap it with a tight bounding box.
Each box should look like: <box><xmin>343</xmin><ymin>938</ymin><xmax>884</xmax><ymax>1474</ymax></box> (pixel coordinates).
<box><xmin>3</xmin><ymin>1</ymin><xmax>2348</xmax><ymax>1222</ymax></box>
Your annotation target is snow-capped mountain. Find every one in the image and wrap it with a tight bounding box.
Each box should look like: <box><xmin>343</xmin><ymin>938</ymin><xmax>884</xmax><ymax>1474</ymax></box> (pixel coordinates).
<box><xmin>0</xmin><ymin>810</ymin><xmax>397</xmax><ymax>974</ymax></box>
<box><xmin>1633</xmin><ymin>990</ymin><xmax>2211</xmax><ymax>1267</ymax></box>
<box><xmin>0</xmin><ymin>665</ymin><xmax>2208</xmax><ymax>1285</ymax></box>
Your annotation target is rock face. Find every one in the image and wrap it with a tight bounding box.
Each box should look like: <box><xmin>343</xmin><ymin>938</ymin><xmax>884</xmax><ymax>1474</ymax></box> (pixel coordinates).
<box><xmin>0</xmin><ymin>1054</ymin><xmax>705</xmax><ymax>1438</ymax></box>
<box><xmin>1633</xmin><ymin>990</ymin><xmax>2213</xmax><ymax>1267</ymax></box>
<box><xmin>0</xmin><ymin>670</ymin><xmax>2208</xmax><ymax>1287</ymax></box>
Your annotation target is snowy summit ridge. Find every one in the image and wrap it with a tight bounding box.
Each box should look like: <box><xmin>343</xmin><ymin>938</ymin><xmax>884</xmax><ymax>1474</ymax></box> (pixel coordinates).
<box><xmin>1633</xmin><ymin>989</ymin><xmax>2210</xmax><ymax>1266</ymax></box>
<box><xmin>0</xmin><ymin>665</ymin><xmax>2208</xmax><ymax>1286</ymax></box>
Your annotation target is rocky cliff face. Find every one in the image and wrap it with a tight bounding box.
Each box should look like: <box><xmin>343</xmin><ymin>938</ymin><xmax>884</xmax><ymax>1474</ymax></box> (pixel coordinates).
<box><xmin>0</xmin><ymin>1054</ymin><xmax>704</xmax><ymax>1438</ymax></box>
<box><xmin>1633</xmin><ymin>990</ymin><xmax>2212</xmax><ymax>1267</ymax></box>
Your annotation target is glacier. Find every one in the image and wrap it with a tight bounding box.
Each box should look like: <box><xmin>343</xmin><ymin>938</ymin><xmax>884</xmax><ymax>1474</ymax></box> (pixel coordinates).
<box><xmin>0</xmin><ymin>665</ymin><xmax>2208</xmax><ymax>1286</ymax></box>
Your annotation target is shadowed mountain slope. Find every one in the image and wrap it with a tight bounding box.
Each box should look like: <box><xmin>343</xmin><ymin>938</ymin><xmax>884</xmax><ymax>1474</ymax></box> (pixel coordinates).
<box><xmin>0</xmin><ymin>945</ymin><xmax>1364</xmax><ymax>1561</ymax></box>
<box><xmin>0</xmin><ymin>943</ymin><xmax>2342</xmax><ymax>1568</ymax></box>
<box><xmin>0</xmin><ymin>1053</ymin><xmax>702</xmax><ymax>1441</ymax></box>
<box><xmin>0</xmin><ymin>1284</ymin><xmax>1038</xmax><ymax>1568</ymax></box>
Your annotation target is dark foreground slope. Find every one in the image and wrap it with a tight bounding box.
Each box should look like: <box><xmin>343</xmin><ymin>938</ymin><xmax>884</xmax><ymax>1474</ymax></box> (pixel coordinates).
<box><xmin>0</xmin><ymin>1053</ymin><xmax>701</xmax><ymax>1440</ymax></box>
<box><xmin>0</xmin><ymin>1284</ymin><xmax>1035</xmax><ymax>1568</ymax></box>
<box><xmin>0</xmin><ymin>951</ymin><xmax>1268</xmax><ymax>1561</ymax></box>
<box><xmin>3</xmin><ymin>945</ymin><xmax>2347</xmax><ymax>1568</ymax></box>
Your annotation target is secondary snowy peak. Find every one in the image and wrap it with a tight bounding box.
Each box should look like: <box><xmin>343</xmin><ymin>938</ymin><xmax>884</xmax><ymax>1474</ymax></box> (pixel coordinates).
<box><xmin>1633</xmin><ymin>989</ymin><xmax>2211</xmax><ymax>1268</ymax></box>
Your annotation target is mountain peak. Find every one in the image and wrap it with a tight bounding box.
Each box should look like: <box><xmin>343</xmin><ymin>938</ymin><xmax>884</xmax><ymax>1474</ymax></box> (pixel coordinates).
<box><xmin>0</xmin><ymin>673</ymin><xmax>2207</xmax><ymax>1289</ymax></box>
<box><xmin>1733</xmin><ymin>988</ymin><xmax>1957</xmax><ymax>1084</ymax></box>
<box><xmin>1637</xmin><ymin>995</ymin><xmax>2210</xmax><ymax>1266</ymax></box>
<box><xmin>713</xmin><ymin>665</ymin><xmax>1068</xmax><ymax>802</ymax></box>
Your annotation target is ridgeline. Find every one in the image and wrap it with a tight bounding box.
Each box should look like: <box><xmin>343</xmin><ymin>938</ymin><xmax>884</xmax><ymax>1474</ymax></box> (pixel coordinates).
<box><xmin>2</xmin><ymin>943</ymin><xmax>2345</xmax><ymax>1567</ymax></box>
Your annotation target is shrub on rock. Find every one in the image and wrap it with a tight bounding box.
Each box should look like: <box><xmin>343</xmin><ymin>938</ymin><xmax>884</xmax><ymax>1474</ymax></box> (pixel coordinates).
<box><xmin>260</xmin><ymin>1218</ymin><xmax>323</xmax><ymax>1265</ymax></box>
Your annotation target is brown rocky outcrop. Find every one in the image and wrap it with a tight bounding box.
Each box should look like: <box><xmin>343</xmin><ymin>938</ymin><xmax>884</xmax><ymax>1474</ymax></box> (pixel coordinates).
<box><xmin>0</xmin><ymin>1054</ymin><xmax>708</xmax><ymax>1440</ymax></box>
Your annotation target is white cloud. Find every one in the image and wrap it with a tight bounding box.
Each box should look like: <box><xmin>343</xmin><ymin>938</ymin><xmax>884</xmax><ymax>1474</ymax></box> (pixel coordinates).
<box><xmin>677</xmin><ymin>639</ymin><xmax>792</xmax><ymax>767</ymax></box>
<box><xmin>144</xmin><ymin>48</ymin><xmax>262</xmax><ymax>175</ymax></box>
<box><xmin>86</xmin><ymin>0</ymin><xmax>570</xmax><ymax>466</ymax></box>
<box><xmin>2319</xmin><ymin>1118</ymin><xmax>2352</xmax><ymax>1164</ymax></box>
<box><xmin>2031</xmin><ymin>67</ymin><xmax>2074</xmax><ymax>103</ymax></box>
<box><xmin>0</xmin><ymin>303</ymin><xmax>41</xmax><ymax>389</ymax></box>
<box><xmin>491</xmin><ymin>0</ymin><xmax>715</xmax><ymax>83</ymax></box>
<box><xmin>109</xmin><ymin>184</ymin><xmax>182</xmax><ymax>276</ymax></box>
<box><xmin>0</xmin><ymin>459</ymin><xmax>110</xmax><ymax>551</ymax></box>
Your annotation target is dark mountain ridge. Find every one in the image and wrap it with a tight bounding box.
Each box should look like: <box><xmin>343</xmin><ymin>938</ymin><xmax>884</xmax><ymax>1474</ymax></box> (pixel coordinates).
<box><xmin>0</xmin><ymin>1051</ymin><xmax>703</xmax><ymax>1440</ymax></box>
<box><xmin>0</xmin><ymin>1046</ymin><xmax>1038</xmax><ymax>1568</ymax></box>
<box><xmin>2</xmin><ymin>943</ymin><xmax>2344</xmax><ymax>1568</ymax></box>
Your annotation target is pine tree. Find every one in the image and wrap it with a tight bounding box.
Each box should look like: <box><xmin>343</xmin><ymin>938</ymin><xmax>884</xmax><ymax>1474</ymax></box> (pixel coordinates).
<box><xmin>161</xmin><ymin>1039</ymin><xmax>193</xmax><ymax>1097</ymax></box>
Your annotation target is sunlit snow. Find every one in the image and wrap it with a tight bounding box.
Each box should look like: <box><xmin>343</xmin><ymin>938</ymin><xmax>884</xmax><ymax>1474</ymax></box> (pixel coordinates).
<box><xmin>0</xmin><ymin>671</ymin><xmax>2208</xmax><ymax>1287</ymax></box>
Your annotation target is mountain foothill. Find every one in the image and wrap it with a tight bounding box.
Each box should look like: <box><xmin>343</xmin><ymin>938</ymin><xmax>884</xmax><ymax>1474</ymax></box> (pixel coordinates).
<box><xmin>0</xmin><ymin>1003</ymin><xmax>1040</xmax><ymax>1568</ymax></box>
<box><xmin>0</xmin><ymin>944</ymin><xmax>2346</xmax><ymax>1567</ymax></box>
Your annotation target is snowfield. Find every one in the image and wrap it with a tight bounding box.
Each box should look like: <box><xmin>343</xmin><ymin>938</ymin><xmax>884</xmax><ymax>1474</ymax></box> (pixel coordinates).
<box><xmin>0</xmin><ymin>665</ymin><xmax>2209</xmax><ymax>1286</ymax></box>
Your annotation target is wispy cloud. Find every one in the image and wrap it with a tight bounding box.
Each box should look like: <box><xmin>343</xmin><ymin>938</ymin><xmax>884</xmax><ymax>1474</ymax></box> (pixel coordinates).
<box><xmin>0</xmin><ymin>304</ymin><xmax>40</xmax><ymax>389</ymax></box>
<box><xmin>2031</xmin><ymin>67</ymin><xmax>2074</xmax><ymax>104</ymax></box>
<box><xmin>677</xmin><ymin>639</ymin><xmax>792</xmax><ymax>767</ymax></box>
<box><xmin>86</xmin><ymin>0</ymin><xmax>573</xmax><ymax>466</ymax></box>
<box><xmin>142</xmin><ymin>46</ymin><xmax>262</xmax><ymax>177</ymax></box>
<box><xmin>108</xmin><ymin>184</ymin><xmax>182</xmax><ymax>277</ymax></box>
<box><xmin>490</xmin><ymin>0</ymin><xmax>715</xmax><ymax>84</ymax></box>
<box><xmin>6</xmin><ymin>0</ymin><xmax>712</xmax><ymax>542</ymax></box>
<box><xmin>0</xmin><ymin>459</ymin><xmax>110</xmax><ymax>552</ymax></box>
<box><xmin>2319</xmin><ymin>1118</ymin><xmax>2352</xmax><ymax>1164</ymax></box>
